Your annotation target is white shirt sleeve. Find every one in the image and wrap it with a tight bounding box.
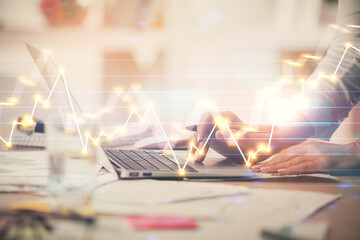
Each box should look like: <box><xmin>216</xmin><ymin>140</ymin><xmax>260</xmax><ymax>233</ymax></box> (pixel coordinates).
<box><xmin>301</xmin><ymin>0</ymin><xmax>360</xmax><ymax>139</ymax></box>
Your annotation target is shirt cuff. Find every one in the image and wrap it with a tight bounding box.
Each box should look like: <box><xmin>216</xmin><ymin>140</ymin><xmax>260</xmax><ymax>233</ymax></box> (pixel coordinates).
<box><xmin>300</xmin><ymin>97</ymin><xmax>340</xmax><ymax>140</ymax></box>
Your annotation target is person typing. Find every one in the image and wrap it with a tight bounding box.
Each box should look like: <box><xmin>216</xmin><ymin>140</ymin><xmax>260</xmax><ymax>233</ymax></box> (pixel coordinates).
<box><xmin>186</xmin><ymin>0</ymin><xmax>360</xmax><ymax>174</ymax></box>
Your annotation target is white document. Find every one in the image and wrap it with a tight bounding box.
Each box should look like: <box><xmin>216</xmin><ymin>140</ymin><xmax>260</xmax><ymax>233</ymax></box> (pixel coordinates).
<box><xmin>215</xmin><ymin>188</ymin><xmax>340</xmax><ymax>239</ymax></box>
<box><xmin>92</xmin><ymin>180</ymin><xmax>248</xmax><ymax>218</ymax></box>
<box><xmin>0</xmin><ymin>151</ymin><xmax>48</xmax><ymax>187</ymax></box>
<box><xmin>0</xmin><ymin>151</ymin><xmax>111</xmax><ymax>193</ymax></box>
<box><xmin>93</xmin><ymin>180</ymin><xmax>248</xmax><ymax>205</ymax></box>
<box><xmin>92</xmin><ymin>179</ymin><xmax>340</xmax><ymax>226</ymax></box>
<box><xmin>254</xmin><ymin>172</ymin><xmax>338</xmax><ymax>181</ymax></box>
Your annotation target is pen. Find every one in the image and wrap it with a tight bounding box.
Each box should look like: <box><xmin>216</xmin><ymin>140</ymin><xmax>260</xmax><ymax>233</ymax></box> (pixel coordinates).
<box><xmin>184</xmin><ymin>125</ymin><xmax>197</xmax><ymax>132</ymax></box>
<box><xmin>185</xmin><ymin>124</ymin><xmax>270</xmax><ymax>135</ymax></box>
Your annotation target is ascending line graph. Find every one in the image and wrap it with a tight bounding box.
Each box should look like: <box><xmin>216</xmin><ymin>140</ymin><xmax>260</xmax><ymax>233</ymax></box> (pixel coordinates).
<box><xmin>0</xmin><ymin>42</ymin><xmax>359</xmax><ymax>174</ymax></box>
<box><xmin>184</xmin><ymin>42</ymin><xmax>360</xmax><ymax>170</ymax></box>
<box><xmin>0</xmin><ymin>67</ymin><xmax>261</xmax><ymax>172</ymax></box>
<box><xmin>300</xmin><ymin>43</ymin><xmax>360</xmax><ymax>96</ymax></box>
<box><xmin>0</xmin><ymin>71</ymin><xmax>183</xmax><ymax>171</ymax></box>
<box><xmin>185</xmin><ymin>120</ymin><xmax>274</xmax><ymax>169</ymax></box>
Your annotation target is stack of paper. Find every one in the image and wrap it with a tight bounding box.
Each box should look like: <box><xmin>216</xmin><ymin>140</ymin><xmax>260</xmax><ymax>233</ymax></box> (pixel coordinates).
<box><xmin>92</xmin><ymin>180</ymin><xmax>248</xmax><ymax>219</ymax></box>
<box><xmin>0</xmin><ymin>151</ymin><xmax>116</xmax><ymax>193</ymax></box>
<box><xmin>0</xmin><ymin>151</ymin><xmax>49</xmax><ymax>189</ymax></box>
<box><xmin>93</xmin><ymin>180</ymin><xmax>248</xmax><ymax>205</ymax></box>
<box><xmin>86</xmin><ymin>180</ymin><xmax>341</xmax><ymax>240</ymax></box>
<box><xmin>92</xmin><ymin>180</ymin><xmax>339</xmax><ymax>221</ymax></box>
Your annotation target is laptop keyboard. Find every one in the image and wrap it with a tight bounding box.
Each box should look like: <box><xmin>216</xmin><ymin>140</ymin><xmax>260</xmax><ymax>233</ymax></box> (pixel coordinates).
<box><xmin>12</xmin><ymin>133</ymin><xmax>46</xmax><ymax>149</ymax></box>
<box><xmin>105</xmin><ymin>149</ymin><xmax>197</xmax><ymax>172</ymax></box>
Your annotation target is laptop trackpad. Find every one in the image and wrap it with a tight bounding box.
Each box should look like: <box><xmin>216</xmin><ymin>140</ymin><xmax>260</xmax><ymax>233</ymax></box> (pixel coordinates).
<box><xmin>189</xmin><ymin>158</ymin><xmax>247</xmax><ymax>171</ymax></box>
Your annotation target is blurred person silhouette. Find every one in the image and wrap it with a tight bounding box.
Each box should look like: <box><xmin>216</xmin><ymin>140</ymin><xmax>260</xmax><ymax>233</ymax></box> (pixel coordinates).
<box><xmin>181</xmin><ymin>0</ymin><xmax>360</xmax><ymax>175</ymax></box>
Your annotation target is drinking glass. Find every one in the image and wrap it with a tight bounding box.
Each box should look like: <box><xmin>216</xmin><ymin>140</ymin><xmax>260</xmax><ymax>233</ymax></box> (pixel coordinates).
<box><xmin>46</xmin><ymin>119</ymin><xmax>96</xmax><ymax>212</ymax></box>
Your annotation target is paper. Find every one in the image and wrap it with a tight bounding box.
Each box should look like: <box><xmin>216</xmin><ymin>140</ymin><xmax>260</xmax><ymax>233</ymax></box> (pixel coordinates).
<box><xmin>93</xmin><ymin>196</ymin><xmax>231</xmax><ymax>219</ymax></box>
<box><xmin>0</xmin><ymin>151</ymin><xmax>114</xmax><ymax>193</ymax></box>
<box><xmin>92</xmin><ymin>180</ymin><xmax>248</xmax><ymax>219</ymax></box>
<box><xmin>95</xmin><ymin>172</ymin><xmax>117</xmax><ymax>187</ymax></box>
<box><xmin>57</xmin><ymin>184</ymin><xmax>340</xmax><ymax>240</ymax></box>
<box><xmin>92</xmin><ymin>179</ymin><xmax>339</xmax><ymax>225</ymax></box>
<box><xmin>254</xmin><ymin>172</ymin><xmax>338</xmax><ymax>181</ymax></box>
<box><xmin>92</xmin><ymin>180</ymin><xmax>248</xmax><ymax>205</ymax></box>
<box><xmin>215</xmin><ymin>189</ymin><xmax>340</xmax><ymax>239</ymax></box>
<box><xmin>0</xmin><ymin>151</ymin><xmax>48</xmax><ymax>187</ymax></box>
<box><xmin>0</xmin><ymin>151</ymin><xmax>48</xmax><ymax>177</ymax></box>
<box><xmin>220</xmin><ymin>188</ymin><xmax>340</xmax><ymax>222</ymax></box>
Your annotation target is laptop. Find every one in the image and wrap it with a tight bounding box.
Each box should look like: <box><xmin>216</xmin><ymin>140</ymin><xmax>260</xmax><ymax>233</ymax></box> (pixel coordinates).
<box><xmin>27</xmin><ymin>44</ymin><xmax>255</xmax><ymax>179</ymax></box>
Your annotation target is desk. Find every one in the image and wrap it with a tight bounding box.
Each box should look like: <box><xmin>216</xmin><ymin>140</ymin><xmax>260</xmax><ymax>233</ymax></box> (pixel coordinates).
<box><xmin>1</xmin><ymin>176</ymin><xmax>359</xmax><ymax>240</ymax></box>
<box><xmin>223</xmin><ymin>176</ymin><xmax>360</xmax><ymax>240</ymax></box>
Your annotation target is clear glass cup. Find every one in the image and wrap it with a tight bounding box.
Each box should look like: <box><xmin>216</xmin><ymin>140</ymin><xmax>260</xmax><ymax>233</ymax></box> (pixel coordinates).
<box><xmin>46</xmin><ymin>118</ymin><xmax>96</xmax><ymax>213</ymax></box>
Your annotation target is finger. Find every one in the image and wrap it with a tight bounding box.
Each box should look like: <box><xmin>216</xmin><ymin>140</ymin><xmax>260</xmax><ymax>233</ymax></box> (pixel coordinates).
<box><xmin>184</xmin><ymin>134</ymin><xmax>197</xmax><ymax>160</ymax></box>
<box><xmin>259</xmin><ymin>145</ymin><xmax>305</xmax><ymax>167</ymax></box>
<box><xmin>259</xmin><ymin>155</ymin><xmax>314</xmax><ymax>173</ymax></box>
<box><xmin>251</xmin><ymin>165</ymin><xmax>261</xmax><ymax>172</ymax></box>
<box><xmin>214</xmin><ymin>130</ymin><xmax>252</xmax><ymax>163</ymax></box>
<box><xmin>278</xmin><ymin>161</ymin><xmax>318</xmax><ymax>175</ymax></box>
<box><xmin>252</xmin><ymin>145</ymin><xmax>305</xmax><ymax>171</ymax></box>
<box><xmin>221</xmin><ymin>111</ymin><xmax>244</xmax><ymax>130</ymax></box>
<box><xmin>195</xmin><ymin>127</ymin><xmax>220</xmax><ymax>163</ymax></box>
<box><xmin>187</xmin><ymin>135</ymin><xmax>197</xmax><ymax>158</ymax></box>
<box><xmin>214</xmin><ymin>129</ymin><xmax>238</xmax><ymax>143</ymax></box>
<box><xmin>193</xmin><ymin>112</ymin><xmax>217</xmax><ymax>163</ymax></box>
<box><xmin>197</xmin><ymin>112</ymin><xmax>214</xmax><ymax>138</ymax></box>
<box><xmin>216</xmin><ymin>129</ymin><xmax>259</xmax><ymax>163</ymax></box>
<box><xmin>215</xmin><ymin>129</ymin><xmax>228</xmax><ymax>142</ymax></box>
<box><xmin>194</xmin><ymin>136</ymin><xmax>211</xmax><ymax>163</ymax></box>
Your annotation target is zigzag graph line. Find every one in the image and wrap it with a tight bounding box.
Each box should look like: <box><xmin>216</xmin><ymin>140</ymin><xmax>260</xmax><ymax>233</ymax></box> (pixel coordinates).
<box><xmin>301</xmin><ymin>43</ymin><xmax>360</xmax><ymax>95</ymax></box>
<box><xmin>0</xmin><ymin>43</ymin><xmax>359</xmax><ymax>174</ymax></box>
<box><xmin>184</xmin><ymin>43</ymin><xmax>360</xmax><ymax>170</ymax></box>
<box><xmin>0</xmin><ymin>72</ymin><xmax>183</xmax><ymax>171</ymax></box>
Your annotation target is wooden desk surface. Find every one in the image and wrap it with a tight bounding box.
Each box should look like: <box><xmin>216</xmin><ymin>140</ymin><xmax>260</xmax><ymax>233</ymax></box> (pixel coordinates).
<box><xmin>221</xmin><ymin>176</ymin><xmax>360</xmax><ymax>240</ymax></box>
<box><xmin>1</xmin><ymin>176</ymin><xmax>359</xmax><ymax>240</ymax></box>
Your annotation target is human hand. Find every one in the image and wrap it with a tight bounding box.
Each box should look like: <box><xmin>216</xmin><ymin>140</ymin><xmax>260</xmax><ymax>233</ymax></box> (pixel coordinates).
<box><xmin>251</xmin><ymin>138</ymin><xmax>360</xmax><ymax>175</ymax></box>
<box><xmin>185</xmin><ymin>111</ymin><xmax>272</xmax><ymax>164</ymax></box>
<box><xmin>188</xmin><ymin>111</ymin><xmax>242</xmax><ymax>163</ymax></box>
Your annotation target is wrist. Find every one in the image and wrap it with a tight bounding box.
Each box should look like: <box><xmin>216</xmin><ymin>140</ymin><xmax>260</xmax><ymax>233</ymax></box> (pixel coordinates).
<box><xmin>351</xmin><ymin>139</ymin><xmax>360</xmax><ymax>161</ymax></box>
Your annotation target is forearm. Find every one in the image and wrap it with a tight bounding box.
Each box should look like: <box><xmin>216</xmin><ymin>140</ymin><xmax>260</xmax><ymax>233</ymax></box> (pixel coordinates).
<box><xmin>301</xmin><ymin>0</ymin><xmax>360</xmax><ymax>139</ymax></box>
<box><xmin>326</xmin><ymin>138</ymin><xmax>360</xmax><ymax>170</ymax></box>
<box><xmin>353</xmin><ymin>138</ymin><xmax>360</xmax><ymax>162</ymax></box>
<box><xmin>254</xmin><ymin>113</ymin><xmax>315</xmax><ymax>154</ymax></box>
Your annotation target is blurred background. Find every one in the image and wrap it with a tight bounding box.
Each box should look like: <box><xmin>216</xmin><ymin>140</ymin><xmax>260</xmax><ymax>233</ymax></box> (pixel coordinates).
<box><xmin>0</xmin><ymin>0</ymin><xmax>358</xmax><ymax>143</ymax></box>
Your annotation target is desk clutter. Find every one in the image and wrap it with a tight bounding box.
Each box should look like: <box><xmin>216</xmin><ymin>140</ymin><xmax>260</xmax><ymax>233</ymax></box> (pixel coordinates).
<box><xmin>14</xmin><ymin>178</ymin><xmax>334</xmax><ymax>240</ymax></box>
<box><xmin>0</xmin><ymin>201</ymin><xmax>95</xmax><ymax>240</ymax></box>
<box><xmin>88</xmin><ymin>180</ymin><xmax>338</xmax><ymax>240</ymax></box>
<box><xmin>0</xmin><ymin>210</ymin><xmax>53</xmax><ymax>240</ymax></box>
<box><xmin>0</xmin><ymin>179</ymin><xmax>337</xmax><ymax>240</ymax></box>
<box><xmin>0</xmin><ymin>151</ymin><xmax>341</xmax><ymax>239</ymax></box>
